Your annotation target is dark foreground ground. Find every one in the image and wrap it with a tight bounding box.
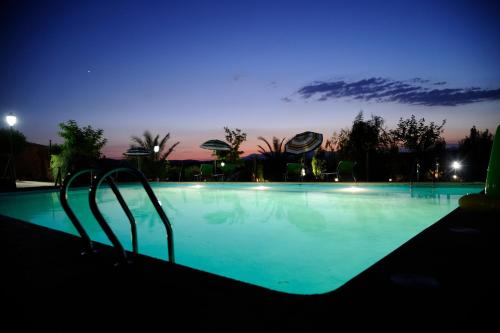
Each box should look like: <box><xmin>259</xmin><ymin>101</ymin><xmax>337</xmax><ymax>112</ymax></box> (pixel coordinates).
<box><xmin>1</xmin><ymin>207</ymin><xmax>499</xmax><ymax>331</ymax></box>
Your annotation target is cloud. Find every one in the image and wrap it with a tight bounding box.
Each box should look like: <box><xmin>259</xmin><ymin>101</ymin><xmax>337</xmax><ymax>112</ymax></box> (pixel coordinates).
<box><xmin>281</xmin><ymin>97</ymin><xmax>292</xmax><ymax>103</ymax></box>
<box><xmin>296</xmin><ymin>77</ymin><xmax>500</xmax><ymax>106</ymax></box>
<box><xmin>409</xmin><ymin>77</ymin><xmax>430</xmax><ymax>84</ymax></box>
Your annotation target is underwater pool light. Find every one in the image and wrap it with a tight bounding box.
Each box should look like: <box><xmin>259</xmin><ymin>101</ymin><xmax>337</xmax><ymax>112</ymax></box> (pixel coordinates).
<box><xmin>338</xmin><ymin>186</ymin><xmax>367</xmax><ymax>193</ymax></box>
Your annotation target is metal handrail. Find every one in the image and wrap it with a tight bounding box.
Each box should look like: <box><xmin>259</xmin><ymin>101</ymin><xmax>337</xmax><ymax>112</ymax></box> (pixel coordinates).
<box><xmin>60</xmin><ymin>169</ymin><xmax>98</xmax><ymax>254</ymax></box>
<box><xmin>88</xmin><ymin>167</ymin><xmax>175</xmax><ymax>264</ymax></box>
<box><xmin>106</xmin><ymin>176</ymin><xmax>138</xmax><ymax>254</ymax></box>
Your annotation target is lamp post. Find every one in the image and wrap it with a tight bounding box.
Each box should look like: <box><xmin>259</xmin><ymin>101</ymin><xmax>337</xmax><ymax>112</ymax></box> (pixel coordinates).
<box><xmin>153</xmin><ymin>145</ymin><xmax>160</xmax><ymax>181</ymax></box>
<box><xmin>452</xmin><ymin>161</ymin><xmax>461</xmax><ymax>180</ymax></box>
<box><xmin>153</xmin><ymin>145</ymin><xmax>160</xmax><ymax>159</ymax></box>
<box><xmin>5</xmin><ymin>113</ymin><xmax>17</xmax><ymax>187</ymax></box>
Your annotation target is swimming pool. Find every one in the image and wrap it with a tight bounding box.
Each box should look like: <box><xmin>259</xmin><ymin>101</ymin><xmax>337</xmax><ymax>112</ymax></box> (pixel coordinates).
<box><xmin>0</xmin><ymin>182</ymin><xmax>481</xmax><ymax>294</ymax></box>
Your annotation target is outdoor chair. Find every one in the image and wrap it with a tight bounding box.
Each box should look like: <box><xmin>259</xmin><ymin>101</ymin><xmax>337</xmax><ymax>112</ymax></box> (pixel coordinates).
<box><xmin>194</xmin><ymin>164</ymin><xmax>213</xmax><ymax>181</ymax></box>
<box><xmin>285</xmin><ymin>163</ymin><xmax>302</xmax><ymax>181</ymax></box>
<box><xmin>320</xmin><ymin>167</ymin><xmax>337</xmax><ymax>181</ymax></box>
<box><xmin>321</xmin><ymin>160</ymin><xmax>356</xmax><ymax>181</ymax></box>
<box><xmin>336</xmin><ymin>160</ymin><xmax>357</xmax><ymax>182</ymax></box>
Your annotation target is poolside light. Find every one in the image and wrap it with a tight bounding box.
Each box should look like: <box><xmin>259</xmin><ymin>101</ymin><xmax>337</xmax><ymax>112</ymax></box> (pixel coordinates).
<box><xmin>389</xmin><ymin>178</ymin><xmax>392</xmax><ymax>182</ymax></box>
<box><xmin>153</xmin><ymin>145</ymin><xmax>160</xmax><ymax>153</ymax></box>
<box><xmin>452</xmin><ymin>161</ymin><xmax>461</xmax><ymax>181</ymax></box>
<box><xmin>5</xmin><ymin>112</ymin><xmax>18</xmax><ymax>188</ymax></box>
<box><xmin>301</xmin><ymin>168</ymin><xmax>306</xmax><ymax>177</ymax></box>
<box><xmin>334</xmin><ymin>177</ymin><xmax>339</xmax><ymax>182</ymax></box>
<box><xmin>221</xmin><ymin>161</ymin><xmax>225</xmax><ymax>167</ymax></box>
<box><xmin>6</xmin><ymin>113</ymin><xmax>17</xmax><ymax>126</ymax></box>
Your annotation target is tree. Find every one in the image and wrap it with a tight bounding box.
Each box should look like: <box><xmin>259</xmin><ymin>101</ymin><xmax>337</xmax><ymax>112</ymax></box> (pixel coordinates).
<box><xmin>257</xmin><ymin>136</ymin><xmax>286</xmax><ymax>180</ymax></box>
<box><xmin>130</xmin><ymin>131</ymin><xmax>180</xmax><ymax>161</ymax></box>
<box><xmin>0</xmin><ymin>128</ymin><xmax>27</xmax><ymax>185</ymax></box>
<box><xmin>311</xmin><ymin>148</ymin><xmax>327</xmax><ymax>179</ymax></box>
<box><xmin>257</xmin><ymin>136</ymin><xmax>285</xmax><ymax>160</ymax></box>
<box><xmin>335</xmin><ymin>112</ymin><xmax>389</xmax><ymax>180</ymax></box>
<box><xmin>219</xmin><ymin>127</ymin><xmax>247</xmax><ymax>163</ymax></box>
<box><xmin>57</xmin><ymin>120</ymin><xmax>107</xmax><ymax>174</ymax></box>
<box><xmin>390</xmin><ymin>115</ymin><xmax>446</xmax><ymax>180</ymax></box>
<box><xmin>459</xmin><ymin>126</ymin><xmax>493</xmax><ymax>181</ymax></box>
<box><xmin>322</xmin><ymin>132</ymin><xmax>340</xmax><ymax>175</ymax></box>
<box><xmin>0</xmin><ymin>128</ymin><xmax>27</xmax><ymax>156</ymax></box>
<box><xmin>390</xmin><ymin>115</ymin><xmax>446</xmax><ymax>154</ymax></box>
<box><xmin>130</xmin><ymin>131</ymin><xmax>180</xmax><ymax>178</ymax></box>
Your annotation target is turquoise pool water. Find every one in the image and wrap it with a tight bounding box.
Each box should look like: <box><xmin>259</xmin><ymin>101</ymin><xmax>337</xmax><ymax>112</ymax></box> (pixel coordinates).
<box><xmin>0</xmin><ymin>183</ymin><xmax>481</xmax><ymax>294</ymax></box>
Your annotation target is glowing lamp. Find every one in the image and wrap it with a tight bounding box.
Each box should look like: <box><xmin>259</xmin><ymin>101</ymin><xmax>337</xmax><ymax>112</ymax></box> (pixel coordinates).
<box><xmin>6</xmin><ymin>113</ymin><xmax>17</xmax><ymax>126</ymax></box>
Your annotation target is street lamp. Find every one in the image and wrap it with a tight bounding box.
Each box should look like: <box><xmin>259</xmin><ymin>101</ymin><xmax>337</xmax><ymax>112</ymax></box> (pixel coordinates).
<box><xmin>452</xmin><ymin>161</ymin><xmax>461</xmax><ymax>180</ymax></box>
<box><xmin>153</xmin><ymin>145</ymin><xmax>160</xmax><ymax>181</ymax></box>
<box><xmin>5</xmin><ymin>113</ymin><xmax>17</xmax><ymax>187</ymax></box>
<box><xmin>6</xmin><ymin>113</ymin><xmax>17</xmax><ymax>126</ymax></box>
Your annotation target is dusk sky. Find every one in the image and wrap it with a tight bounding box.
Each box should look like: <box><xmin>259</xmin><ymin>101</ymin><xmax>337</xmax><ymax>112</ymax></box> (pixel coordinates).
<box><xmin>1</xmin><ymin>0</ymin><xmax>499</xmax><ymax>160</ymax></box>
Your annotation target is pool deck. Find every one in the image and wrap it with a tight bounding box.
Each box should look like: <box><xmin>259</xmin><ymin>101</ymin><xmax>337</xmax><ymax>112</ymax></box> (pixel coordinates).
<box><xmin>1</xmin><ymin>200</ymin><xmax>498</xmax><ymax>330</ymax></box>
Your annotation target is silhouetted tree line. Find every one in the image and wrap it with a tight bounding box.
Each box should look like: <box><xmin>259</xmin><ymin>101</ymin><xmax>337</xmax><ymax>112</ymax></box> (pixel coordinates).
<box><xmin>3</xmin><ymin>116</ymin><xmax>494</xmax><ymax>183</ymax></box>
<box><xmin>255</xmin><ymin>112</ymin><xmax>493</xmax><ymax>182</ymax></box>
<box><xmin>458</xmin><ymin>126</ymin><xmax>493</xmax><ymax>181</ymax></box>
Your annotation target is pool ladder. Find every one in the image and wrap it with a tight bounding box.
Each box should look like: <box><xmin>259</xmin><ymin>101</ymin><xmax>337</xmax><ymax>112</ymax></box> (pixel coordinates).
<box><xmin>59</xmin><ymin>166</ymin><xmax>175</xmax><ymax>264</ymax></box>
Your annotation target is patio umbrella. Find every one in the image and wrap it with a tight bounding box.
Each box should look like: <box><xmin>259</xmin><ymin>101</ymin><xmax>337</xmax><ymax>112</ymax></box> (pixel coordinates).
<box><xmin>124</xmin><ymin>147</ymin><xmax>151</xmax><ymax>171</ymax></box>
<box><xmin>285</xmin><ymin>131</ymin><xmax>323</xmax><ymax>154</ymax></box>
<box><xmin>285</xmin><ymin>131</ymin><xmax>323</xmax><ymax>179</ymax></box>
<box><xmin>200</xmin><ymin>139</ymin><xmax>231</xmax><ymax>174</ymax></box>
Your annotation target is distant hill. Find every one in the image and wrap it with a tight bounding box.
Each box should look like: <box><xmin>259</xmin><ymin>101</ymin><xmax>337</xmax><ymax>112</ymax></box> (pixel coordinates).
<box><xmin>242</xmin><ymin>153</ymin><xmax>265</xmax><ymax>161</ymax></box>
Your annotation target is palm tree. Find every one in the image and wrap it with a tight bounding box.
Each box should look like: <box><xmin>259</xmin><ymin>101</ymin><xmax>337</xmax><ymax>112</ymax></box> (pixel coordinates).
<box><xmin>257</xmin><ymin>136</ymin><xmax>286</xmax><ymax>159</ymax></box>
<box><xmin>129</xmin><ymin>131</ymin><xmax>180</xmax><ymax>179</ymax></box>
<box><xmin>130</xmin><ymin>131</ymin><xmax>180</xmax><ymax>161</ymax></box>
<box><xmin>257</xmin><ymin>136</ymin><xmax>286</xmax><ymax>180</ymax></box>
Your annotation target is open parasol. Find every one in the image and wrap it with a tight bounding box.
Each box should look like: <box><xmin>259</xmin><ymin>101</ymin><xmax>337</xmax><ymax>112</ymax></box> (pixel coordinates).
<box><xmin>200</xmin><ymin>139</ymin><xmax>231</xmax><ymax>175</ymax></box>
<box><xmin>285</xmin><ymin>131</ymin><xmax>323</xmax><ymax>154</ymax></box>
<box><xmin>285</xmin><ymin>131</ymin><xmax>323</xmax><ymax>179</ymax></box>
<box><xmin>124</xmin><ymin>147</ymin><xmax>151</xmax><ymax>171</ymax></box>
